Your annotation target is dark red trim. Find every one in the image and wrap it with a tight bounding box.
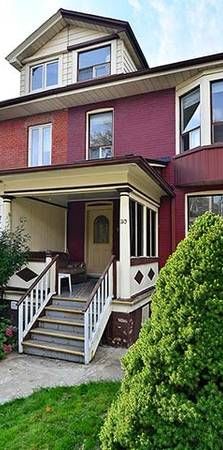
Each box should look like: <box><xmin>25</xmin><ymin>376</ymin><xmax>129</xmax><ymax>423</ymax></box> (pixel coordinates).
<box><xmin>130</xmin><ymin>257</ymin><xmax>159</xmax><ymax>266</ymax></box>
<box><xmin>0</xmin><ymin>155</ymin><xmax>174</xmax><ymax>197</ymax></box>
<box><xmin>29</xmin><ymin>251</ymin><xmax>46</xmax><ymax>262</ymax></box>
<box><xmin>174</xmin><ymin>143</ymin><xmax>223</xmax><ymax>159</ymax></box>
<box><xmin>67</xmin><ymin>34</ymin><xmax>119</xmax><ymax>52</ymax></box>
<box><xmin>131</xmin><ymin>286</ymin><xmax>154</xmax><ymax>299</ymax></box>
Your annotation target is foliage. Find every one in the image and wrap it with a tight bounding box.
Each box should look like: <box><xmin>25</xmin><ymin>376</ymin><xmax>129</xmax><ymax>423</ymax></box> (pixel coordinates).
<box><xmin>0</xmin><ymin>221</ymin><xmax>30</xmax><ymax>289</ymax></box>
<box><xmin>100</xmin><ymin>212</ymin><xmax>223</xmax><ymax>450</ymax></box>
<box><xmin>0</xmin><ymin>320</ymin><xmax>16</xmax><ymax>360</ymax></box>
<box><xmin>0</xmin><ymin>381</ymin><xmax>120</xmax><ymax>450</ymax></box>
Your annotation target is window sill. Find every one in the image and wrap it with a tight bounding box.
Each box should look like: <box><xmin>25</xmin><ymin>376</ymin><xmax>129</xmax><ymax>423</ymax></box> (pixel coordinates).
<box><xmin>130</xmin><ymin>257</ymin><xmax>159</xmax><ymax>266</ymax></box>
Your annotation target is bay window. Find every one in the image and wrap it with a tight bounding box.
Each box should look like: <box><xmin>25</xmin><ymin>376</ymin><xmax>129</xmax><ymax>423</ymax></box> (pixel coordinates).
<box><xmin>30</xmin><ymin>60</ymin><xmax>59</xmax><ymax>91</ymax></box>
<box><xmin>211</xmin><ymin>80</ymin><xmax>223</xmax><ymax>143</ymax></box>
<box><xmin>88</xmin><ymin>111</ymin><xmax>113</xmax><ymax>160</ymax></box>
<box><xmin>78</xmin><ymin>45</ymin><xmax>111</xmax><ymax>82</ymax></box>
<box><xmin>28</xmin><ymin>124</ymin><xmax>52</xmax><ymax>167</ymax></box>
<box><xmin>181</xmin><ymin>87</ymin><xmax>201</xmax><ymax>152</ymax></box>
<box><xmin>130</xmin><ymin>200</ymin><xmax>157</xmax><ymax>257</ymax></box>
<box><xmin>188</xmin><ymin>194</ymin><xmax>223</xmax><ymax>227</ymax></box>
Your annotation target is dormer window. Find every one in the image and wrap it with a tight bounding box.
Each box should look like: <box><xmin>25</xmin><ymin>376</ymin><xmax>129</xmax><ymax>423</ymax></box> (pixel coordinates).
<box><xmin>78</xmin><ymin>45</ymin><xmax>111</xmax><ymax>82</ymax></box>
<box><xmin>30</xmin><ymin>60</ymin><xmax>59</xmax><ymax>91</ymax></box>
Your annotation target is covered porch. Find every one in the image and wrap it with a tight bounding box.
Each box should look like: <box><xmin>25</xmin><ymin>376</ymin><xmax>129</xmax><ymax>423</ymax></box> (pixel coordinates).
<box><xmin>0</xmin><ymin>156</ymin><xmax>173</xmax><ymax>357</ymax></box>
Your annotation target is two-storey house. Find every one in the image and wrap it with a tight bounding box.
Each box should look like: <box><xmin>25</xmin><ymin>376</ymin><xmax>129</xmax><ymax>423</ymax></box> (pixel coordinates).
<box><xmin>0</xmin><ymin>9</ymin><xmax>223</xmax><ymax>363</ymax></box>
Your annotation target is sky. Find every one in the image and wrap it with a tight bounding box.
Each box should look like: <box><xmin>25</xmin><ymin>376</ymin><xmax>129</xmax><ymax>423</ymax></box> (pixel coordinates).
<box><xmin>1</xmin><ymin>0</ymin><xmax>223</xmax><ymax>100</ymax></box>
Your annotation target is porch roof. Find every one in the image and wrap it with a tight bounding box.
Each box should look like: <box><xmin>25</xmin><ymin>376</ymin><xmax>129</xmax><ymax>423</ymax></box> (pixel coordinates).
<box><xmin>0</xmin><ymin>156</ymin><xmax>174</xmax><ymax>204</ymax></box>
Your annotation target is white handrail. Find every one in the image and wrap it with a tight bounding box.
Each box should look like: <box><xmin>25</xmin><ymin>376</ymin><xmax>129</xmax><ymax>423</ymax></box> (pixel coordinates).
<box><xmin>18</xmin><ymin>255</ymin><xmax>58</xmax><ymax>353</ymax></box>
<box><xmin>84</xmin><ymin>256</ymin><xmax>116</xmax><ymax>364</ymax></box>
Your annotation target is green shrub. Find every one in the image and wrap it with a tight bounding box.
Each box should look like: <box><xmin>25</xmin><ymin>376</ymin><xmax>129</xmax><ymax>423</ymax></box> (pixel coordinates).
<box><xmin>100</xmin><ymin>212</ymin><xmax>223</xmax><ymax>449</ymax></box>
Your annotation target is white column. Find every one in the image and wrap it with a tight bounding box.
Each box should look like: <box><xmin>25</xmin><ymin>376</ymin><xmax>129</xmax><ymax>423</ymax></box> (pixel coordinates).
<box><xmin>119</xmin><ymin>191</ymin><xmax>131</xmax><ymax>299</ymax></box>
<box><xmin>200</xmin><ymin>76</ymin><xmax>211</xmax><ymax>146</ymax></box>
<box><xmin>2</xmin><ymin>196</ymin><xmax>12</xmax><ymax>230</ymax></box>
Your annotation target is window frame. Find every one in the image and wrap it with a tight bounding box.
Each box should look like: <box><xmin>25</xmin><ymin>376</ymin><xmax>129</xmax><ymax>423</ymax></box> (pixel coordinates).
<box><xmin>77</xmin><ymin>44</ymin><xmax>111</xmax><ymax>82</ymax></box>
<box><xmin>86</xmin><ymin>108</ymin><xmax>114</xmax><ymax>160</ymax></box>
<box><xmin>180</xmin><ymin>86</ymin><xmax>201</xmax><ymax>153</ymax></box>
<box><xmin>185</xmin><ymin>190</ymin><xmax>223</xmax><ymax>234</ymax></box>
<box><xmin>29</xmin><ymin>58</ymin><xmax>59</xmax><ymax>92</ymax></box>
<box><xmin>210</xmin><ymin>79</ymin><xmax>223</xmax><ymax>144</ymax></box>
<box><xmin>130</xmin><ymin>198</ymin><xmax>158</xmax><ymax>258</ymax></box>
<box><xmin>28</xmin><ymin>123</ymin><xmax>52</xmax><ymax>167</ymax></box>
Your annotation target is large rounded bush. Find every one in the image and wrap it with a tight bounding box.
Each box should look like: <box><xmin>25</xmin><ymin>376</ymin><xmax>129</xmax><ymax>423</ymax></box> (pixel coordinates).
<box><xmin>100</xmin><ymin>212</ymin><xmax>223</xmax><ymax>449</ymax></box>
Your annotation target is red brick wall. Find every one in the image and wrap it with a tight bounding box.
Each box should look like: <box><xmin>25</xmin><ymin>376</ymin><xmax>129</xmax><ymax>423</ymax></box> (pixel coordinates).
<box><xmin>0</xmin><ymin>110</ymin><xmax>68</xmax><ymax>169</ymax></box>
<box><xmin>68</xmin><ymin>89</ymin><xmax>175</xmax><ymax>162</ymax></box>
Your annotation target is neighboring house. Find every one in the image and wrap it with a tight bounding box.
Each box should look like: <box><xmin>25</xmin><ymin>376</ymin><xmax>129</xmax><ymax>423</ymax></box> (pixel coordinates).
<box><xmin>0</xmin><ymin>9</ymin><xmax>222</xmax><ymax>363</ymax></box>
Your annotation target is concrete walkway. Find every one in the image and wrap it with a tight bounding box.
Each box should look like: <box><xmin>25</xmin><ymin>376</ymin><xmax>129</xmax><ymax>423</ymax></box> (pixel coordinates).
<box><xmin>0</xmin><ymin>346</ymin><xmax>126</xmax><ymax>404</ymax></box>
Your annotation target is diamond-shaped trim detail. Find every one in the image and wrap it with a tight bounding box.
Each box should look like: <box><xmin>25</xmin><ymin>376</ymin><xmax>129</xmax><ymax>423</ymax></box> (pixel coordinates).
<box><xmin>135</xmin><ymin>270</ymin><xmax>143</xmax><ymax>285</ymax></box>
<box><xmin>16</xmin><ymin>267</ymin><xmax>38</xmax><ymax>282</ymax></box>
<box><xmin>148</xmin><ymin>268</ymin><xmax>155</xmax><ymax>281</ymax></box>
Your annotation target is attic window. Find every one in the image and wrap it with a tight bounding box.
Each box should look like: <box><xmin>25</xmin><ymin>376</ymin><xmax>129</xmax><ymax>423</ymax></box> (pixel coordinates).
<box><xmin>78</xmin><ymin>45</ymin><xmax>111</xmax><ymax>82</ymax></box>
<box><xmin>30</xmin><ymin>60</ymin><xmax>59</xmax><ymax>91</ymax></box>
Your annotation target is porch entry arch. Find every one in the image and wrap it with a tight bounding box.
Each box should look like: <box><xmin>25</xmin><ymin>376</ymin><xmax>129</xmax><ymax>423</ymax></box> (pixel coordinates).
<box><xmin>85</xmin><ymin>203</ymin><xmax>113</xmax><ymax>275</ymax></box>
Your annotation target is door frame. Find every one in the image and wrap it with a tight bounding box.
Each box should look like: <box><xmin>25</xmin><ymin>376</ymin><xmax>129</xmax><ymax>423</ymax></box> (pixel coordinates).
<box><xmin>85</xmin><ymin>201</ymin><xmax>113</xmax><ymax>276</ymax></box>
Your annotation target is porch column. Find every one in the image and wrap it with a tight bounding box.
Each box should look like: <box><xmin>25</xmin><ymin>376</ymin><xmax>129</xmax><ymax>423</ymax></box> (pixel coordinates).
<box><xmin>2</xmin><ymin>196</ymin><xmax>12</xmax><ymax>230</ymax></box>
<box><xmin>119</xmin><ymin>190</ymin><xmax>131</xmax><ymax>299</ymax></box>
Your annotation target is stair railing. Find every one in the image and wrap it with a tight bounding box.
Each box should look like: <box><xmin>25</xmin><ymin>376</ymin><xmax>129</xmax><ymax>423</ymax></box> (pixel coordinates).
<box><xmin>18</xmin><ymin>254</ymin><xmax>59</xmax><ymax>353</ymax></box>
<box><xmin>84</xmin><ymin>255</ymin><xmax>116</xmax><ymax>364</ymax></box>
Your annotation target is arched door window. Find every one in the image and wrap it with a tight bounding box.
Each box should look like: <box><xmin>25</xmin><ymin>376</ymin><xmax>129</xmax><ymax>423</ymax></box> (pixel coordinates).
<box><xmin>94</xmin><ymin>215</ymin><xmax>109</xmax><ymax>243</ymax></box>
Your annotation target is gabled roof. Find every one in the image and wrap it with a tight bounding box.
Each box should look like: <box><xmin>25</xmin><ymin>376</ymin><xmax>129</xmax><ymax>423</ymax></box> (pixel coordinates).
<box><xmin>6</xmin><ymin>8</ymin><xmax>148</xmax><ymax>71</ymax></box>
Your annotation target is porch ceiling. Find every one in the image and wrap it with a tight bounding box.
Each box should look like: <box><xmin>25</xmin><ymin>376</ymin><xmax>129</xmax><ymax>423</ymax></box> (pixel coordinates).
<box><xmin>0</xmin><ymin>156</ymin><xmax>173</xmax><ymax>205</ymax></box>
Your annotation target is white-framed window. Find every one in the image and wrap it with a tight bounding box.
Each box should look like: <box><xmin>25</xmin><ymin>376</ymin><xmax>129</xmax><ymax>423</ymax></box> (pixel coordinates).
<box><xmin>180</xmin><ymin>87</ymin><xmax>201</xmax><ymax>152</ymax></box>
<box><xmin>130</xmin><ymin>199</ymin><xmax>157</xmax><ymax>257</ymax></box>
<box><xmin>187</xmin><ymin>193</ymin><xmax>223</xmax><ymax>229</ymax></box>
<box><xmin>176</xmin><ymin>70</ymin><xmax>223</xmax><ymax>154</ymax></box>
<box><xmin>28</xmin><ymin>124</ymin><xmax>52</xmax><ymax>167</ymax></box>
<box><xmin>87</xmin><ymin>110</ymin><xmax>113</xmax><ymax>160</ymax></box>
<box><xmin>30</xmin><ymin>59</ymin><xmax>59</xmax><ymax>92</ymax></box>
<box><xmin>78</xmin><ymin>45</ymin><xmax>111</xmax><ymax>82</ymax></box>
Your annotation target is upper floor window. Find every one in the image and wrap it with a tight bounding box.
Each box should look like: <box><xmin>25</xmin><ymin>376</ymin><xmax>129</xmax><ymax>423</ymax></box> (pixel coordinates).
<box><xmin>88</xmin><ymin>111</ymin><xmax>113</xmax><ymax>160</ymax></box>
<box><xmin>78</xmin><ymin>45</ymin><xmax>111</xmax><ymax>82</ymax></box>
<box><xmin>211</xmin><ymin>80</ymin><xmax>223</xmax><ymax>143</ymax></box>
<box><xmin>30</xmin><ymin>60</ymin><xmax>58</xmax><ymax>91</ymax></box>
<box><xmin>181</xmin><ymin>87</ymin><xmax>200</xmax><ymax>152</ymax></box>
<box><xmin>28</xmin><ymin>124</ymin><xmax>52</xmax><ymax>167</ymax></box>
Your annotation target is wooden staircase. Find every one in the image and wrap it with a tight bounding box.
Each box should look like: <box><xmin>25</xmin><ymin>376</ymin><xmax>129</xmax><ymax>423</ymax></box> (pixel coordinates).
<box><xmin>18</xmin><ymin>255</ymin><xmax>116</xmax><ymax>364</ymax></box>
<box><xmin>23</xmin><ymin>296</ymin><xmax>86</xmax><ymax>363</ymax></box>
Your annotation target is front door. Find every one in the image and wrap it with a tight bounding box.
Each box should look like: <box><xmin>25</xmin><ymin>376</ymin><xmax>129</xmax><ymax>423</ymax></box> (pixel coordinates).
<box><xmin>86</xmin><ymin>204</ymin><xmax>113</xmax><ymax>275</ymax></box>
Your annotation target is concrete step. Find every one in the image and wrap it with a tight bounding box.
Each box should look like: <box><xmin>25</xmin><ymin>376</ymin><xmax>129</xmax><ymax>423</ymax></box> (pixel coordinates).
<box><xmin>52</xmin><ymin>296</ymin><xmax>87</xmax><ymax>308</ymax></box>
<box><xmin>31</xmin><ymin>328</ymin><xmax>84</xmax><ymax>349</ymax></box>
<box><xmin>38</xmin><ymin>316</ymin><xmax>84</xmax><ymax>334</ymax></box>
<box><xmin>23</xmin><ymin>339</ymin><xmax>85</xmax><ymax>363</ymax></box>
<box><xmin>45</xmin><ymin>305</ymin><xmax>84</xmax><ymax>321</ymax></box>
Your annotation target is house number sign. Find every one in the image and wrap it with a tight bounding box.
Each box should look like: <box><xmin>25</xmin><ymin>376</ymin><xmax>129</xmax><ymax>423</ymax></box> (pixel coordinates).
<box><xmin>120</xmin><ymin>219</ymin><xmax>127</xmax><ymax>224</ymax></box>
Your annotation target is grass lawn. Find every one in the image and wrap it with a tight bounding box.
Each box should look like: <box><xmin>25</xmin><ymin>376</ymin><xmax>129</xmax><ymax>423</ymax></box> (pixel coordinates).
<box><xmin>0</xmin><ymin>381</ymin><xmax>120</xmax><ymax>450</ymax></box>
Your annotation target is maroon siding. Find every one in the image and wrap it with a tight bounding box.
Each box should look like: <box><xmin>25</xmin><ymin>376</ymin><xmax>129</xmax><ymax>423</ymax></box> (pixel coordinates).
<box><xmin>174</xmin><ymin>145</ymin><xmax>223</xmax><ymax>186</ymax></box>
<box><xmin>68</xmin><ymin>89</ymin><xmax>175</xmax><ymax>162</ymax></box>
<box><xmin>67</xmin><ymin>202</ymin><xmax>85</xmax><ymax>262</ymax></box>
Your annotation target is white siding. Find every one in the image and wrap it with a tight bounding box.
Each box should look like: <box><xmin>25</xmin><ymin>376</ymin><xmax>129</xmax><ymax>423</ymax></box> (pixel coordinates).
<box><xmin>20</xmin><ymin>25</ymin><xmax>138</xmax><ymax>94</ymax></box>
<box><xmin>123</xmin><ymin>43</ymin><xmax>137</xmax><ymax>73</ymax></box>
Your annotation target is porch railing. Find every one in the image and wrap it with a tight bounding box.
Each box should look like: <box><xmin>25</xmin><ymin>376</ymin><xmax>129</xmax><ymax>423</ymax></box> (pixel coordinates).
<box><xmin>84</xmin><ymin>255</ymin><xmax>116</xmax><ymax>364</ymax></box>
<box><xmin>18</xmin><ymin>255</ymin><xmax>58</xmax><ymax>353</ymax></box>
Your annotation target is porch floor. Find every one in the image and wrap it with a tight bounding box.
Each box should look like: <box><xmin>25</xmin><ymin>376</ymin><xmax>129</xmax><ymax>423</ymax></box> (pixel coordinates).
<box><xmin>60</xmin><ymin>277</ymin><xmax>98</xmax><ymax>299</ymax></box>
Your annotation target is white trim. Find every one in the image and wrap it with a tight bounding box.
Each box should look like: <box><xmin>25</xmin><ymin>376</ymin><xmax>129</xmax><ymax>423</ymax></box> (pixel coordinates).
<box><xmin>185</xmin><ymin>190</ymin><xmax>223</xmax><ymax>234</ymax></box>
<box><xmin>176</xmin><ymin>69</ymin><xmax>223</xmax><ymax>154</ymax></box>
<box><xmin>129</xmin><ymin>191</ymin><xmax>159</xmax><ymax>210</ymax></box>
<box><xmin>85</xmin><ymin>108</ymin><xmax>114</xmax><ymax>160</ymax></box>
<box><xmin>28</xmin><ymin>56</ymin><xmax>62</xmax><ymax>94</ymax></box>
<box><xmin>72</xmin><ymin>40</ymin><xmax>116</xmax><ymax>84</ymax></box>
<box><xmin>28</xmin><ymin>123</ymin><xmax>52</xmax><ymax>167</ymax></box>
